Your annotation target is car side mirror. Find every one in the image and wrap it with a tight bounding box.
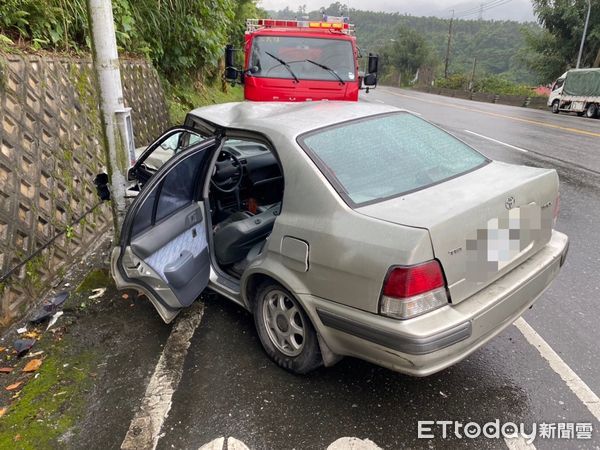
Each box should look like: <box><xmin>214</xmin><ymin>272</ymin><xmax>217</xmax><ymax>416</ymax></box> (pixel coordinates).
<box><xmin>363</xmin><ymin>73</ymin><xmax>377</xmax><ymax>87</ymax></box>
<box><xmin>367</xmin><ymin>53</ymin><xmax>379</xmax><ymax>75</ymax></box>
<box><xmin>94</xmin><ymin>173</ymin><xmax>110</xmax><ymax>201</ymax></box>
<box><xmin>224</xmin><ymin>44</ymin><xmax>242</xmax><ymax>84</ymax></box>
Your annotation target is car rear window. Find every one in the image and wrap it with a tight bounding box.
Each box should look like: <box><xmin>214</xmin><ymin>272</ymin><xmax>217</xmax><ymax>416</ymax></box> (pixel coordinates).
<box><xmin>298</xmin><ymin>112</ymin><xmax>488</xmax><ymax>206</ymax></box>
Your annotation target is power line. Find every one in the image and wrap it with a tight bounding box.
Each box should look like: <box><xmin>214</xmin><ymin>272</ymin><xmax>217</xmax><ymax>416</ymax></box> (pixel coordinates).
<box><xmin>454</xmin><ymin>0</ymin><xmax>508</xmax><ymax>16</ymax></box>
<box><xmin>454</xmin><ymin>0</ymin><xmax>513</xmax><ymax>19</ymax></box>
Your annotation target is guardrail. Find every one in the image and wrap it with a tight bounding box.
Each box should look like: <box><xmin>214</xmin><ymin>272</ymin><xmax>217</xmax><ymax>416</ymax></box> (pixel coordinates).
<box><xmin>410</xmin><ymin>86</ymin><xmax>549</xmax><ymax>110</ymax></box>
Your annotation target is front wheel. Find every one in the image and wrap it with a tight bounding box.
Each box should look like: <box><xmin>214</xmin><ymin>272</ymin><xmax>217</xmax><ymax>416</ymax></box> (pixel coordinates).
<box><xmin>585</xmin><ymin>103</ymin><xmax>598</xmax><ymax>119</ymax></box>
<box><xmin>253</xmin><ymin>281</ymin><xmax>322</xmax><ymax>374</ymax></box>
<box><xmin>551</xmin><ymin>100</ymin><xmax>560</xmax><ymax>114</ymax></box>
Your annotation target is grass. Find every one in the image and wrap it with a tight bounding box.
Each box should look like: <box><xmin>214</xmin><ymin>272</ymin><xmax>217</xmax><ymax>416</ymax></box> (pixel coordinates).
<box><xmin>75</xmin><ymin>269</ymin><xmax>111</xmax><ymax>294</ymax></box>
<box><xmin>0</xmin><ymin>339</ymin><xmax>95</xmax><ymax>449</ymax></box>
<box><xmin>0</xmin><ymin>268</ymin><xmax>110</xmax><ymax>448</ymax></box>
<box><xmin>164</xmin><ymin>78</ymin><xmax>244</xmax><ymax>125</ymax></box>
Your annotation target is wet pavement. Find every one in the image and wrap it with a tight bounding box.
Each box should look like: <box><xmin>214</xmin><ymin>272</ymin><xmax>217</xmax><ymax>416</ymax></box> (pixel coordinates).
<box><xmin>70</xmin><ymin>89</ymin><xmax>600</xmax><ymax>449</ymax></box>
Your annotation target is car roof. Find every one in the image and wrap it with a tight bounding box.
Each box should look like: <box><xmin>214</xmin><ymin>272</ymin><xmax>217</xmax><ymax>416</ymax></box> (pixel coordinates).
<box><xmin>187</xmin><ymin>101</ymin><xmax>400</xmax><ymax>138</ymax></box>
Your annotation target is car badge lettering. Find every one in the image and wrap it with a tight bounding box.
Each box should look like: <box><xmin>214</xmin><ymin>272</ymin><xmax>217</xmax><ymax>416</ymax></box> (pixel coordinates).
<box><xmin>505</xmin><ymin>196</ymin><xmax>516</xmax><ymax>210</ymax></box>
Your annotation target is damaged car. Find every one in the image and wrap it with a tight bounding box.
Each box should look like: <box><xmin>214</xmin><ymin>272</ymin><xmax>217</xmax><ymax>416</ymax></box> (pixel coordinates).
<box><xmin>110</xmin><ymin>101</ymin><xmax>569</xmax><ymax>376</ymax></box>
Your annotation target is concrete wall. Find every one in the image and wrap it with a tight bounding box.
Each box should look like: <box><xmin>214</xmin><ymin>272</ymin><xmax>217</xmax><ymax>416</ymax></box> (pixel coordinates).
<box><xmin>0</xmin><ymin>52</ymin><xmax>169</xmax><ymax>322</ymax></box>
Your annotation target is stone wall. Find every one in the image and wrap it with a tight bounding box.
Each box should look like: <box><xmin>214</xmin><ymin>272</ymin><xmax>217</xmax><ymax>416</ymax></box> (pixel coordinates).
<box><xmin>0</xmin><ymin>52</ymin><xmax>169</xmax><ymax>322</ymax></box>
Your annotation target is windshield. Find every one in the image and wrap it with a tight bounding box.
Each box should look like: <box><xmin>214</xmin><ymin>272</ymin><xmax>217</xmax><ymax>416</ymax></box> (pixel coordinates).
<box><xmin>299</xmin><ymin>113</ymin><xmax>488</xmax><ymax>206</ymax></box>
<box><xmin>249</xmin><ymin>36</ymin><xmax>355</xmax><ymax>82</ymax></box>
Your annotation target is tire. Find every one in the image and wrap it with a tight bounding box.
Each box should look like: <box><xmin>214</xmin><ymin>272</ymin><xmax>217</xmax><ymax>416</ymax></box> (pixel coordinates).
<box><xmin>585</xmin><ymin>103</ymin><xmax>598</xmax><ymax>119</ymax></box>
<box><xmin>551</xmin><ymin>100</ymin><xmax>560</xmax><ymax>114</ymax></box>
<box><xmin>253</xmin><ymin>281</ymin><xmax>322</xmax><ymax>374</ymax></box>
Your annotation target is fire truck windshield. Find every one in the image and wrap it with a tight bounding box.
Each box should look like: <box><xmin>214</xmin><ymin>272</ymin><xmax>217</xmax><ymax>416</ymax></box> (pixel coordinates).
<box><xmin>249</xmin><ymin>36</ymin><xmax>355</xmax><ymax>82</ymax></box>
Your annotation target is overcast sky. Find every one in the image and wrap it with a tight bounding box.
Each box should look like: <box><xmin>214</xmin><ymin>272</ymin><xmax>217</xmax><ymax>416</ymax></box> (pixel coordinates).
<box><xmin>258</xmin><ymin>0</ymin><xmax>537</xmax><ymax>22</ymax></box>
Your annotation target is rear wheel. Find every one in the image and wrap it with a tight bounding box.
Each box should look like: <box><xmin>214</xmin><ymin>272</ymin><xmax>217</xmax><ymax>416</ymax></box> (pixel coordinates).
<box><xmin>585</xmin><ymin>103</ymin><xmax>598</xmax><ymax>119</ymax></box>
<box><xmin>551</xmin><ymin>100</ymin><xmax>560</xmax><ymax>114</ymax></box>
<box><xmin>253</xmin><ymin>281</ymin><xmax>322</xmax><ymax>374</ymax></box>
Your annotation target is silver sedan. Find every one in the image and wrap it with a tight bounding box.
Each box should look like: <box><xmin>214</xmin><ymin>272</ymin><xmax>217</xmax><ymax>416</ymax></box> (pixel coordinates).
<box><xmin>111</xmin><ymin>101</ymin><xmax>569</xmax><ymax>376</ymax></box>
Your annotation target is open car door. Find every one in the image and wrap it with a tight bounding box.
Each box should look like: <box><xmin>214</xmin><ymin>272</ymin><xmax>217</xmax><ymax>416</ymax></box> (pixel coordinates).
<box><xmin>111</xmin><ymin>137</ymin><xmax>220</xmax><ymax>323</ymax></box>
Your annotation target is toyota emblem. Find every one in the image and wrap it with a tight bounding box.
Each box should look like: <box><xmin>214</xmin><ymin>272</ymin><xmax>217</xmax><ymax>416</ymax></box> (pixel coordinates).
<box><xmin>505</xmin><ymin>196</ymin><xmax>516</xmax><ymax>210</ymax></box>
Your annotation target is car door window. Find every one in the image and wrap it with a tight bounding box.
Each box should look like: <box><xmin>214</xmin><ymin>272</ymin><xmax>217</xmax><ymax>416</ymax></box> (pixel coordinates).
<box><xmin>140</xmin><ymin>129</ymin><xmax>205</xmax><ymax>172</ymax></box>
<box><xmin>155</xmin><ymin>156</ymin><xmax>198</xmax><ymax>223</ymax></box>
<box><xmin>130</xmin><ymin>147</ymin><xmax>207</xmax><ymax>237</ymax></box>
<box><xmin>552</xmin><ymin>79</ymin><xmax>564</xmax><ymax>91</ymax></box>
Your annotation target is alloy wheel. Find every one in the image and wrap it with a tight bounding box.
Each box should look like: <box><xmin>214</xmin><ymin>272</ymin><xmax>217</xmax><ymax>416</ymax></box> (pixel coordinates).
<box><xmin>262</xmin><ymin>289</ymin><xmax>305</xmax><ymax>357</ymax></box>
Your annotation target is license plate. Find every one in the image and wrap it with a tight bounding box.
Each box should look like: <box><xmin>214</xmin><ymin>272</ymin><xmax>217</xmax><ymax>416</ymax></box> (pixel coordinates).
<box><xmin>466</xmin><ymin>204</ymin><xmax>542</xmax><ymax>280</ymax></box>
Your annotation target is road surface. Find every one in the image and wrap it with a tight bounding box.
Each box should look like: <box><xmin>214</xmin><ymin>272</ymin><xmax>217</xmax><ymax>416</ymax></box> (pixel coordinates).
<box><xmin>77</xmin><ymin>88</ymin><xmax>600</xmax><ymax>450</ymax></box>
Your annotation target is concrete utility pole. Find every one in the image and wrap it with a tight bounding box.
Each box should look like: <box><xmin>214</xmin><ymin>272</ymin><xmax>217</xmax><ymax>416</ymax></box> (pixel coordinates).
<box><xmin>576</xmin><ymin>0</ymin><xmax>592</xmax><ymax>69</ymax></box>
<box><xmin>444</xmin><ymin>10</ymin><xmax>454</xmax><ymax>79</ymax></box>
<box><xmin>469</xmin><ymin>57</ymin><xmax>477</xmax><ymax>91</ymax></box>
<box><xmin>87</xmin><ymin>0</ymin><xmax>130</xmax><ymax>238</ymax></box>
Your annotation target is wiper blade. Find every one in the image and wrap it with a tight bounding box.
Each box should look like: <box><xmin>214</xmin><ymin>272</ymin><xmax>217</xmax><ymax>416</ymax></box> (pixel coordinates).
<box><xmin>265</xmin><ymin>52</ymin><xmax>299</xmax><ymax>83</ymax></box>
<box><xmin>305</xmin><ymin>59</ymin><xmax>345</xmax><ymax>85</ymax></box>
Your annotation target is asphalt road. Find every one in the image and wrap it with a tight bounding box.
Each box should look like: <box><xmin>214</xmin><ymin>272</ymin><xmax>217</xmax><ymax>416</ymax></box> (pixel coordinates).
<box><xmin>77</xmin><ymin>89</ymin><xmax>600</xmax><ymax>450</ymax></box>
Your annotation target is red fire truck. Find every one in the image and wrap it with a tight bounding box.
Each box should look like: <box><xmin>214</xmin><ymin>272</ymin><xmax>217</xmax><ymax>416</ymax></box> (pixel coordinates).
<box><xmin>224</xmin><ymin>17</ymin><xmax>379</xmax><ymax>102</ymax></box>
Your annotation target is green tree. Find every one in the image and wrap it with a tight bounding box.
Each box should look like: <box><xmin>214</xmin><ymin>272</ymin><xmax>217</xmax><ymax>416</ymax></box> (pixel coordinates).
<box><xmin>0</xmin><ymin>0</ymin><xmax>260</xmax><ymax>81</ymax></box>
<box><xmin>265</xmin><ymin>3</ymin><xmax>540</xmax><ymax>84</ymax></box>
<box><xmin>380</xmin><ymin>26</ymin><xmax>436</xmax><ymax>85</ymax></box>
<box><xmin>524</xmin><ymin>0</ymin><xmax>600</xmax><ymax>82</ymax></box>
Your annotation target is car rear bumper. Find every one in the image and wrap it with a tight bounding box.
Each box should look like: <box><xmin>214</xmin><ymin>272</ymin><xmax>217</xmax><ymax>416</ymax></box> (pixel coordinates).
<box><xmin>301</xmin><ymin>230</ymin><xmax>569</xmax><ymax>377</ymax></box>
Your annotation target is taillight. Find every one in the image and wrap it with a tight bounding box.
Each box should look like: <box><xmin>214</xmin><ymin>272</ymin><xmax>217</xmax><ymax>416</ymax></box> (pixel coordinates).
<box><xmin>552</xmin><ymin>194</ymin><xmax>560</xmax><ymax>228</ymax></box>
<box><xmin>380</xmin><ymin>260</ymin><xmax>449</xmax><ymax>320</ymax></box>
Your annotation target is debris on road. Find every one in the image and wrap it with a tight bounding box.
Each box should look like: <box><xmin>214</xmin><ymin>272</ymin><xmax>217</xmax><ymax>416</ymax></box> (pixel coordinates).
<box><xmin>44</xmin><ymin>291</ymin><xmax>69</xmax><ymax>311</ymax></box>
<box><xmin>13</xmin><ymin>339</ymin><xmax>35</xmax><ymax>358</ymax></box>
<box><xmin>0</xmin><ymin>368</ymin><xmax>13</xmax><ymax>374</ymax></box>
<box><xmin>46</xmin><ymin>311</ymin><xmax>64</xmax><ymax>331</ymax></box>
<box><xmin>88</xmin><ymin>288</ymin><xmax>106</xmax><ymax>300</ymax></box>
<box><xmin>29</xmin><ymin>291</ymin><xmax>69</xmax><ymax>324</ymax></box>
<box><xmin>16</xmin><ymin>327</ymin><xmax>27</xmax><ymax>334</ymax></box>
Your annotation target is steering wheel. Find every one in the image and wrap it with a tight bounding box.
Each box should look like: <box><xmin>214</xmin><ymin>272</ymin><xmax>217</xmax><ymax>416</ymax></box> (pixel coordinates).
<box><xmin>210</xmin><ymin>149</ymin><xmax>243</xmax><ymax>193</ymax></box>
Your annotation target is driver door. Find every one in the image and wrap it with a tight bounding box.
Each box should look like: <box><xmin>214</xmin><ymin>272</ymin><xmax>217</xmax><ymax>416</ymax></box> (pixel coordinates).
<box><xmin>112</xmin><ymin>137</ymin><xmax>221</xmax><ymax>323</ymax></box>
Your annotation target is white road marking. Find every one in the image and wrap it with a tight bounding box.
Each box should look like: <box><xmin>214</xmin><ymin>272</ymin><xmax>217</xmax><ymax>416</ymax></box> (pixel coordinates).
<box><xmin>121</xmin><ymin>302</ymin><xmax>205</xmax><ymax>450</ymax></box>
<box><xmin>504</xmin><ymin>436</ymin><xmax>536</xmax><ymax>450</ymax></box>
<box><xmin>464</xmin><ymin>130</ymin><xmax>529</xmax><ymax>153</ymax></box>
<box><xmin>515</xmin><ymin>317</ymin><xmax>600</xmax><ymax>421</ymax></box>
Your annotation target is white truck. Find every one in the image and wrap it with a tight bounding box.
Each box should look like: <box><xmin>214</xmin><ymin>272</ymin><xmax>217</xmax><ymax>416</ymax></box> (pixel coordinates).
<box><xmin>548</xmin><ymin>68</ymin><xmax>600</xmax><ymax>118</ymax></box>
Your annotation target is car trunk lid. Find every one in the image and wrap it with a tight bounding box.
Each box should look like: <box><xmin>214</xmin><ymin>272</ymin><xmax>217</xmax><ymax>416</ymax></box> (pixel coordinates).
<box><xmin>356</xmin><ymin>162</ymin><xmax>558</xmax><ymax>304</ymax></box>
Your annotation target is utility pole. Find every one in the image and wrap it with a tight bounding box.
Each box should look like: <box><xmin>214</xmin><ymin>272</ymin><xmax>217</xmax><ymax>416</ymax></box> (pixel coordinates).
<box><xmin>444</xmin><ymin>10</ymin><xmax>454</xmax><ymax>79</ymax></box>
<box><xmin>576</xmin><ymin>0</ymin><xmax>592</xmax><ymax>69</ymax></box>
<box><xmin>469</xmin><ymin>57</ymin><xmax>477</xmax><ymax>91</ymax></box>
<box><xmin>478</xmin><ymin>3</ymin><xmax>484</xmax><ymax>20</ymax></box>
<box><xmin>87</xmin><ymin>0</ymin><xmax>130</xmax><ymax>238</ymax></box>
